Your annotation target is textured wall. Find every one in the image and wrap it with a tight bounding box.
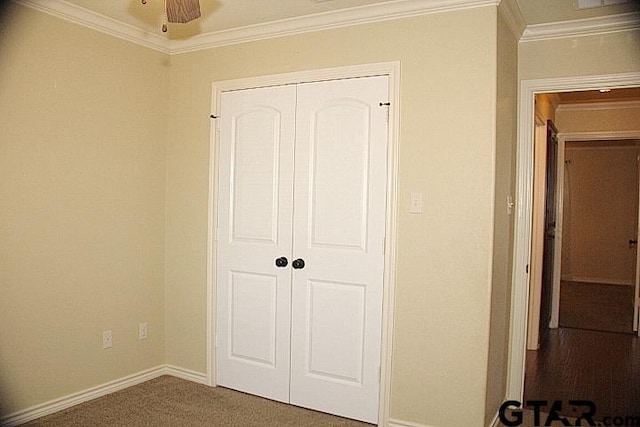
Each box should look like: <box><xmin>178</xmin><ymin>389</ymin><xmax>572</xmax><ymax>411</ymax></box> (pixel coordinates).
<box><xmin>165</xmin><ymin>7</ymin><xmax>498</xmax><ymax>427</ymax></box>
<box><xmin>0</xmin><ymin>4</ymin><xmax>168</xmax><ymax>414</ymax></box>
<box><xmin>485</xmin><ymin>4</ymin><xmax>519</xmax><ymax>425</ymax></box>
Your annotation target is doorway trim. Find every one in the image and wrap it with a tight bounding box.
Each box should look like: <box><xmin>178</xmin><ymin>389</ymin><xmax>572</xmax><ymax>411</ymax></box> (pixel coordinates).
<box><xmin>506</xmin><ymin>71</ymin><xmax>640</xmax><ymax>400</ymax></box>
<box><xmin>205</xmin><ymin>61</ymin><xmax>401</xmax><ymax>424</ymax></box>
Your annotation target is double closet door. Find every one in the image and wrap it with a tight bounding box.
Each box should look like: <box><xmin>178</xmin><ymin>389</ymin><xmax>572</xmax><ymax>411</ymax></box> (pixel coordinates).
<box><xmin>215</xmin><ymin>76</ymin><xmax>388</xmax><ymax>424</ymax></box>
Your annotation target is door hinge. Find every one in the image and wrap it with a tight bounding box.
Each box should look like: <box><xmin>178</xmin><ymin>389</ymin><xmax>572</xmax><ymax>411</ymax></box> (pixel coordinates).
<box><xmin>526</xmin><ymin>264</ymin><xmax>529</xmax><ymax>274</ymax></box>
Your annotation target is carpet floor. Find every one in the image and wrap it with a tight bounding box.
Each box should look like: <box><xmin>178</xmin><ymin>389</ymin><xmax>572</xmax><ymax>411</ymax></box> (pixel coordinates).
<box><xmin>20</xmin><ymin>376</ymin><xmax>373</xmax><ymax>426</ymax></box>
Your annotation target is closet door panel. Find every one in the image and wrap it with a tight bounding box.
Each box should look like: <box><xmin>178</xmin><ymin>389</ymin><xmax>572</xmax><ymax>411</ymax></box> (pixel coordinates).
<box><xmin>216</xmin><ymin>85</ymin><xmax>296</xmax><ymax>403</ymax></box>
<box><xmin>290</xmin><ymin>76</ymin><xmax>389</xmax><ymax>424</ymax></box>
<box><xmin>309</xmin><ymin>101</ymin><xmax>369</xmax><ymax>250</ymax></box>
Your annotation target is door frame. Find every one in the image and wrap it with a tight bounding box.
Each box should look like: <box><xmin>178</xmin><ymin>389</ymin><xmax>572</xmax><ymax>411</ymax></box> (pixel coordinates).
<box><xmin>206</xmin><ymin>61</ymin><xmax>401</xmax><ymax>424</ymax></box>
<box><xmin>506</xmin><ymin>71</ymin><xmax>640</xmax><ymax>401</ymax></box>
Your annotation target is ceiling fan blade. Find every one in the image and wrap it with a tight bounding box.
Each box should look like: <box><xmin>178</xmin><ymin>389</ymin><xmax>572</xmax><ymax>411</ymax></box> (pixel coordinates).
<box><xmin>165</xmin><ymin>0</ymin><xmax>201</xmax><ymax>24</ymax></box>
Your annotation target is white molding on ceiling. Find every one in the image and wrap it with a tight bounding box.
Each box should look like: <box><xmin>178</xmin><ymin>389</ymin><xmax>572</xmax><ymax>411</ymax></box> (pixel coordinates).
<box><xmin>498</xmin><ymin>0</ymin><xmax>527</xmax><ymax>39</ymax></box>
<box><xmin>14</xmin><ymin>0</ymin><xmax>170</xmax><ymax>53</ymax></box>
<box><xmin>168</xmin><ymin>0</ymin><xmax>499</xmax><ymax>54</ymax></box>
<box><xmin>14</xmin><ymin>0</ymin><xmax>640</xmax><ymax>53</ymax></box>
<box><xmin>556</xmin><ymin>99</ymin><xmax>640</xmax><ymax>112</ymax></box>
<box><xmin>15</xmin><ymin>0</ymin><xmax>500</xmax><ymax>54</ymax></box>
<box><xmin>520</xmin><ymin>12</ymin><xmax>640</xmax><ymax>42</ymax></box>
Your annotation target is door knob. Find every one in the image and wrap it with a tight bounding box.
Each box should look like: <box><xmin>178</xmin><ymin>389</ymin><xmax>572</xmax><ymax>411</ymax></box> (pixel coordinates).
<box><xmin>275</xmin><ymin>257</ymin><xmax>288</xmax><ymax>268</ymax></box>
<box><xmin>630</xmin><ymin>239</ymin><xmax>638</xmax><ymax>248</ymax></box>
<box><xmin>292</xmin><ymin>258</ymin><xmax>305</xmax><ymax>269</ymax></box>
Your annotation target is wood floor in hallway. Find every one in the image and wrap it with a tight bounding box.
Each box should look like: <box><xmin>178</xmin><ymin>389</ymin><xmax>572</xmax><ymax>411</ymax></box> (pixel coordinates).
<box><xmin>524</xmin><ymin>327</ymin><xmax>640</xmax><ymax>422</ymax></box>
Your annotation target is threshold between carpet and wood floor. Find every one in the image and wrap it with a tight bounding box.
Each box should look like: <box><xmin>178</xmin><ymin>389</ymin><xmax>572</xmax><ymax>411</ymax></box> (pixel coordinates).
<box><xmin>16</xmin><ymin>375</ymin><xmax>373</xmax><ymax>427</ymax></box>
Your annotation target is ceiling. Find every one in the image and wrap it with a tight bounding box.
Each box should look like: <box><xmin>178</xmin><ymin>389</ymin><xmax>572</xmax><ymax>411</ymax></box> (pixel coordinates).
<box><xmin>516</xmin><ymin>0</ymin><xmax>639</xmax><ymax>25</ymax></box>
<box><xmin>45</xmin><ymin>0</ymin><xmax>640</xmax><ymax>40</ymax></box>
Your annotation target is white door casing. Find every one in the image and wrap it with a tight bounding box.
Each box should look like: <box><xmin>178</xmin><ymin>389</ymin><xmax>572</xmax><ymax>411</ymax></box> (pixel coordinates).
<box><xmin>507</xmin><ymin>72</ymin><xmax>640</xmax><ymax>401</ymax></box>
<box><xmin>215</xmin><ymin>74</ymin><xmax>391</xmax><ymax>424</ymax></box>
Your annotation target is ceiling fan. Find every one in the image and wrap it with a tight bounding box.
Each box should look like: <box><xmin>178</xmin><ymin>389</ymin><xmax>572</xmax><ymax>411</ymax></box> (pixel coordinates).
<box><xmin>141</xmin><ymin>0</ymin><xmax>201</xmax><ymax>32</ymax></box>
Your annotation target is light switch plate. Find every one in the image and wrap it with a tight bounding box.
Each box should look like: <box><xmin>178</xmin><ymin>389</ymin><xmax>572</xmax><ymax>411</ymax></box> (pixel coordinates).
<box><xmin>139</xmin><ymin>322</ymin><xmax>148</xmax><ymax>340</ymax></box>
<box><xmin>410</xmin><ymin>192</ymin><xmax>423</xmax><ymax>214</ymax></box>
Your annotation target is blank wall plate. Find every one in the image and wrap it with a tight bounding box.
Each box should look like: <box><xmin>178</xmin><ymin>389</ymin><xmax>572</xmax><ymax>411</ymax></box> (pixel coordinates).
<box><xmin>139</xmin><ymin>322</ymin><xmax>148</xmax><ymax>340</ymax></box>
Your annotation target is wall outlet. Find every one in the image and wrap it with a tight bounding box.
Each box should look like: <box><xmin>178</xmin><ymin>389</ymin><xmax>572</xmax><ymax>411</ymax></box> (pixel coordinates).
<box><xmin>102</xmin><ymin>330</ymin><xmax>112</xmax><ymax>349</ymax></box>
<box><xmin>138</xmin><ymin>322</ymin><xmax>148</xmax><ymax>340</ymax></box>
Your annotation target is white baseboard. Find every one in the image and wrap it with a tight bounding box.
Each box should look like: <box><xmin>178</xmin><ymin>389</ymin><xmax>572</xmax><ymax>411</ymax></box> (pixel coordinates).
<box><xmin>3</xmin><ymin>369</ymin><xmax>450</xmax><ymax>427</ymax></box>
<box><xmin>490</xmin><ymin>410</ymin><xmax>501</xmax><ymax>427</ymax></box>
<box><xmin>164</xmin><ymin>364</ymin><xmax>209</xmax><ymax>385</ymax></box>
<box><xmin>561</xmin><ymin>275</ymin><xmax>634</xmax><ymax>286</ymax></box>
<box><xmin>389</xmin><ymin>414</ymin><xmax>500</xmax><ymax>427</ymax></box>
<box><xmin>0</xmin><ymin>365</ymin><xmax>208</xmax><ymax>426</ymax></box>
<box><xmin>388</xmin><ymin>418</ymin><xmax>433</xmax><ymax>427</ymax></box>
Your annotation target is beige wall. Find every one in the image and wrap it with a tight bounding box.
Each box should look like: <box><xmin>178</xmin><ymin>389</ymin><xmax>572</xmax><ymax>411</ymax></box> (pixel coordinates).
<box><xmin>519</xmin><ymin>30</ymin><xmax>640</xmax><ymax>80</ymax></box>
<box><xmin>165</xmin><ymin>7</ymin><xmax>499</xmax><ymax>426</ymax></box>
<box><xmin>3</xmin><ymin>3</ymin><xmax>638</xmax><ymax>425</ymax></box>
<box><xmin>485</xmin><ymin>5</ymin><xmax>519</xmax><ymax>425</ymax></box>
<box><xmin>0</xmin><ymin>4</ymin><xmax>168</xmax><ymax>414</ymax></box>
<box><xmin>2</xmin><ymin>1</ymin><xmax>639</xmax><ymax>424</ymax></box>
<box><xmin>557</xmin><ymin>105</ymin><xmax>640</xmax><ymax>133</ymax></box>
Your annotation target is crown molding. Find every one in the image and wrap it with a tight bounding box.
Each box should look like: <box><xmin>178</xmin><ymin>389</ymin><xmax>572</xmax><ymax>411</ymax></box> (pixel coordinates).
<box><xmin>498</xmin><ymin>0</ymin><xmax>526</xmax><ymax>39</ymax></box>
<box><xmin>13</xmin><ymin>0</ymin><xmax>169</xmax><ymax>53</ymax></box>
<box><xmin>17</xmin><ymin>0</ymin><xmax>638</xmax><ymax>52</ymax></box>
<box><xmin>15</xmin><ymin>0</ymin><xmax>499</xmax><ymax>55</ymax></box>
<box><xmin>521</xmin><ymin>12</ymin><xmax>640</xmax><ymax>42</ymax></box>
<box><xmin>169</xmin><ymin>0</ymin><xmax>499</xmax><ymax>54</ymax></box>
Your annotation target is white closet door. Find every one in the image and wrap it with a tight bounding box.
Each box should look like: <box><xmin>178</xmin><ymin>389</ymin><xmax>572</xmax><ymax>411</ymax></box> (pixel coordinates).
<box><xmin>216</xmin><ymin>85</ymin><xmax>296</xmax><ymax>402</ymax></box>
<box><xmin>289</xmin><ymin>76</ymin><xmax>389</xmax><ymax>424</ymax></box>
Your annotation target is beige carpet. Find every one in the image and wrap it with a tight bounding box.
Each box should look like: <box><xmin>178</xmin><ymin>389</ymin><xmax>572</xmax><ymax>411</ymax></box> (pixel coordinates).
<box><xmin>21</xmin><ymin>376</ymin><xmax>373</xmax><ymax>426</ymax></box>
